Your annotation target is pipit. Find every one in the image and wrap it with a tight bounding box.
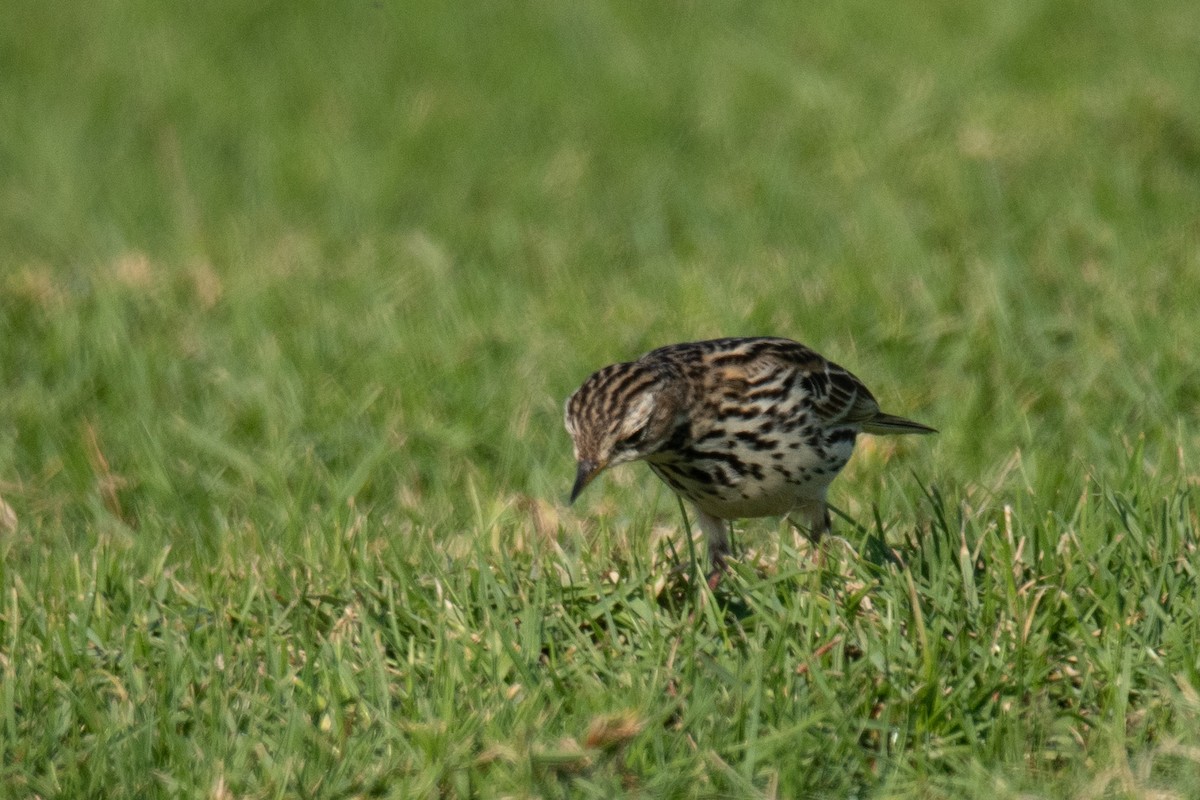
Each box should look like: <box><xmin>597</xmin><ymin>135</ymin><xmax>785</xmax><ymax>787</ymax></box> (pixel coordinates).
<box><xmin>564</xmin><ymin>337</ymin><xmax>935</xmax><ymax>569</ymax></box>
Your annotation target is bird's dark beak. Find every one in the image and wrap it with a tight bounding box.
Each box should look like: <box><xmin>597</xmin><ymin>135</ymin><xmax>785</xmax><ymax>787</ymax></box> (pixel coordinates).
<box><xmin>570</xmin><ymin>459</ymin><xmax>601</xmax><ymax>504</ymax></box>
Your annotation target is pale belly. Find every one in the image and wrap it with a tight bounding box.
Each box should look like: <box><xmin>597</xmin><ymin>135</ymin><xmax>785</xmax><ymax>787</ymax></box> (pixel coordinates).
<box><xmin>688</xmin><ymin>480</ymin><xmax>808</xmax><ymax>519</ymax></box>
<box><xmin>645</xmin><ymin>434</ymin><xmax>855</xmax><ymax>521</ymax></box>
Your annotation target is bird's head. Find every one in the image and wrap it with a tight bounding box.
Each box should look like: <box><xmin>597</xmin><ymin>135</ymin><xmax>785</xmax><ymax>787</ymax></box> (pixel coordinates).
<box><xmin>563</xmin><ymin>361</ymin><xmax>682</xmax><ymax>503</ymax></box>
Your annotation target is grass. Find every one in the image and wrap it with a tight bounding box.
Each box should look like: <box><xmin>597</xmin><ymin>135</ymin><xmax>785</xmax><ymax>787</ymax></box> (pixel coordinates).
<box><xmin>2</xmin><ymin>0</ymin><xmax>1200</xmax><ymax>796</ymax></box>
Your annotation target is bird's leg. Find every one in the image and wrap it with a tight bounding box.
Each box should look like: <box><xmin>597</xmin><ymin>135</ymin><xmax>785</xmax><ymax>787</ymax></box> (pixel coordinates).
<box><xmin>672</xmin><ymin>495</ymin><xmax>706</xmax><ymax>589</ymax></box>
<box><xmin>786</xmin><ymin>499</ymin><xmax>832</xmax><ymax>566</ymax></box>
<box><xmin>787</xmin><ymin>500</ymin><xmax>829</xmax><ymax>543</ymax></box>
<box><xmin>789</xmin><ymin>499</ymin><xmax>857</xmax><ymax>564</ymax></box>
<box><xmin>696</xmin><ymin>508</ymin><xmax>730</xmax><ymax>562</ymax></box>
<box><xmin>696</xmin><ymin>509</ymin><xmax>732</xmax><ymax>588</ymax></box>
<box><xmin>670</xmin><ymin>498</ymin><xmax>726</xmax><ymax>592</ymax></box>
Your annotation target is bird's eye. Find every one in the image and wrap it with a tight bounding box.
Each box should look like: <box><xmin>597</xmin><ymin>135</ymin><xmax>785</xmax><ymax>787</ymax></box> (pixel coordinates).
<box><xmin>620</xmin><ymin>424</ymin><xmax>649</xmax><ymax>447</ymax></box>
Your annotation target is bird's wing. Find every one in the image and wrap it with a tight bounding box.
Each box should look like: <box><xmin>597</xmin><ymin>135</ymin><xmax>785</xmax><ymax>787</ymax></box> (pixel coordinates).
<box><xmin>755</xmin><ymin>339</ymin><xmax>882</xmax><ymax>426</ymax></box>
<box><xmin>767</xmin><ymin>341</ymin><xmax>935</xmax><ymax>433</ymax></box>
<box><xmin>643</xmin><ymin>337</ymin><xmax>932</xmax><ymax>434</ymax></box>
<box><xmin>819</xmin><ymin>364</ymin><xmax>882</xmax><ymax>425</ymax></box>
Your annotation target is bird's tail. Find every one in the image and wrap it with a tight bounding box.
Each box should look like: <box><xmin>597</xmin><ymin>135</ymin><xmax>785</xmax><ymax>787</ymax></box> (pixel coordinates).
<box><xmin>862</xmin><ymin>412</ymin><xmax>937</xmax><ymax>436</ymax></box>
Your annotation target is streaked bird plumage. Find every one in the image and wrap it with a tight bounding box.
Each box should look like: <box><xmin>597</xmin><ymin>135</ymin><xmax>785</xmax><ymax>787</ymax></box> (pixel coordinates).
<box><xmin>564</xmin><ymin>337</ymin><xmax>935</xmax><ymax>567</ymax></box>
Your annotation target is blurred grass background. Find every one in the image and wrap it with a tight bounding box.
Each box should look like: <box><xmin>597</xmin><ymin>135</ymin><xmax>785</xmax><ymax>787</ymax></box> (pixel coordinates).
<box><xmin>2</xmin><ymin>0</ymin><xmax>1200</xmax><ymax>797</ymax></box>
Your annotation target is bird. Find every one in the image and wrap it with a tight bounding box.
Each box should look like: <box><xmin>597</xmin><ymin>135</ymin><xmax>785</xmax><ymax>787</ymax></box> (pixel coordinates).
<box><xmin>563</xmin><ymin>336</ymin><xmax>935</xmax><ymax>570</ymax></box>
